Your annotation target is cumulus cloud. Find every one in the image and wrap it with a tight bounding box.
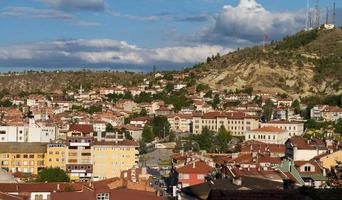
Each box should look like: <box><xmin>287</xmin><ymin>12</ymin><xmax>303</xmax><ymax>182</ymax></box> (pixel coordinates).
<box><xmin>0</xmin><ymin>39</ymin><xmax>228</xmax><ymax>68</ymax></box>
<box><xmin>43</xmin><ymin>0</ymin><xmax>104</xmax><ymax>12</ymax></box>
<box><xmin>196</xmin><ymin>0</ymin><xmax>306</xmax><ymax>46</ymax></box>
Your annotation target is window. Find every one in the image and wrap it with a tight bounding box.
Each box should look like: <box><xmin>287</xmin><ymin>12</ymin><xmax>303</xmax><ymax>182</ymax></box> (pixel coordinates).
<box><xmin>96</xmin><ymin>193</ymin><xmax>109</xmax><ymax>200</ymax></box>
<box><xmin>179</xmin><ymin>173</ymin><xmax>189</xmax><ymax>179</ymax></box>
<box><xmin>304</xmin><ymin>166</ymin><xmax>312</xmax><ymax>172</ymax></box>
<box><xmin>197</xmin><ymin>174</ymin><xmax>205</xmax><ymax>180</ymax></box>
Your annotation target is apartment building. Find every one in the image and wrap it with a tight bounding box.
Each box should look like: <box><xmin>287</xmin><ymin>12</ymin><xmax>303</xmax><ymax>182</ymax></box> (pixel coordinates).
<box><xmin>92</xmin><ymin>140</ymin><xmax>139</xmax><ymax>180</ymax></box>
<box><xmin>65</xmin><ymin>124</ymin><xmax>94</xmax><ymax>182</ymax></box>
<box><xmin>45</xmin><ymin>143</ymin><xmax>66</xmax><ymax>170</ymax></box>
<box><xmin>0</xmin><ymin>143</ymin><xmax>46</xmax><ymax>174</ymax></box>
<box><xmin>0</xmin><ymin>121</ymin><xmax>56</xmax><ymax>143</ymax></box>
<box><xmin>192</xmin><ymin>112</ymin><xmax>259</xmax><ymax>136</ymax></box>
<box><xmin>261</xmin><ymin>120</ymin><xmax>304</xmax><ymax>137</ymax></box>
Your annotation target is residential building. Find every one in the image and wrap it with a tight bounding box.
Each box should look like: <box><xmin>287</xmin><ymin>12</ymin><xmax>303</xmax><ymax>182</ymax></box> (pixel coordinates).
<box><xmin>285</xmin><ymin>136</ymin><xmax>328</xmax><ymax>161</ymax></box>
<box><xmin>261</xmin><ymin>120</ymin><xmax>304</xmax><ymax>137</ymax></box>
<box><xmin>44</xmin><ymin>143</ymin><xmax>66</xmax><ymax>170</ymax></box>
<box><xmin>245</xmin><ymin>127</ymin><xmax>289</xmax><ymax>144</ymax></box>
<box><xmin>314</xmin><ymin>150</ymin><xmax>342</xmax><ymax>169</ymax></box>
<box><xmin>92</xmin><ymin>140</ymin><xmax>139</xmax><ymax>180</ymax></box>
<box><xmin>175</xmin><ymin>161</ymin><xmax>213</xmax><ymax>188</ymax></box>
<box><xmin>321</xmin><ymin>106</ymin><xmax>342</xmax><ymax>122</ymax></box>
<box><xmin>0</xmin><ymin>143</ymin><xmax>46</xmax><ymax>174</ymax></box>
<box><xmin>66</xmin><ymin>124</ymin><xmax>94</xmax><ymax>182</ymax></box>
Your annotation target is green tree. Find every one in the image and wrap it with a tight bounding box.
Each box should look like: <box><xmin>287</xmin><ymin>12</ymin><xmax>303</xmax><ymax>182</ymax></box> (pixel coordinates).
<box><xmin>292</xmin><ymin>99</ymin><xmax>301</xmax><ymax>114</ymax></box>
<box><xmin>216</xmin><ymin>126</ymin><xmax>232</xmax><ymax>153</ymax></box>
<box><xmin>142</xmin><ymin>126</ymin><xmax>155</xmax><ymax>143</ymax></box>
<box><xmin>151</xmin><ymin>116</ymin><xmax>170</xmax><ymax>138</ymax></box>
<box><xmin>168</xmin><ymin>132</ymin><xmax>176</xmax><ymax>142</ymax></box>
<box><xmin>139</xmin><ymin>140</ymin><xmax>148</xmax><ymax>154</ymax></box>
<box><xmin>36</xmin><ymin>168</ymin><xmax>69</xmax><ymax>183</ymax></box>
<box><xmin>335</xmin><ymin>119</ymin><xmax>342</xmax><ymax>134</ymax></box>
<box><xmin>196</xmin><ymin>127</ymin><xmax>214</xmax><ymax>152</ymax></box>
<box><xmin>204</xmin><ymin>90</ymin><xmax>213</xmax><ymax>98</ymax></box>
<box><xmin>263</xmin><ymin>99</ymin><xmax>274</xmax><ymax>122</ymax></box>
<box><xmin>106</xmin><ymin>123</ymin><xmax>115</xmax><ymax>132</ymax></box>
<box><xmin>211</xmin><ymin>94</ymin><xmax>220</xmax><ymax>109</ymax></box>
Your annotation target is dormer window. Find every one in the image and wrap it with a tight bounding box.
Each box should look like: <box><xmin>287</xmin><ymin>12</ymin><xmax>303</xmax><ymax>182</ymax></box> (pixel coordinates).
<box><xmin>304</xmin><ymin>166</ymin><xmax>312</xmax><ymax>172</ymax></box>
<box><xmin>96</xmin><ymin>193</ymin><xmax>109</xmax><ymax>200</ymax></box>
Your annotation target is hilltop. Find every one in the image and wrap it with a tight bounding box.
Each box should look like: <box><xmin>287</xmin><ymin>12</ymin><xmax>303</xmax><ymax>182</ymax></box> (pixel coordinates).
<box><xmin>189</xmin><ymin>28</ymin><xmax>342</xmax><ymax>97</ymax></box>
<box><xmin>0</xmin><ymin>71</ymin><xmax>145</xmax><ymax>94</ymax></box>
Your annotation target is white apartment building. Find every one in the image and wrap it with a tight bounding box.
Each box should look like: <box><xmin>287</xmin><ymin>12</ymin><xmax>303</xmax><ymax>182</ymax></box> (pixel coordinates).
<box><xmin>0</xmin><ymin>120</ymin><xmax>56</xmax><ymax>143</ymax></box>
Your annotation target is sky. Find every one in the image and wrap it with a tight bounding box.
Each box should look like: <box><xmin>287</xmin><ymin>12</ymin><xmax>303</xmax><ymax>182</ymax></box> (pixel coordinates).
<box><xmin>0</xmin><ymin>0</ymin><xmax>341</xmax><ymax>71</ymax></box>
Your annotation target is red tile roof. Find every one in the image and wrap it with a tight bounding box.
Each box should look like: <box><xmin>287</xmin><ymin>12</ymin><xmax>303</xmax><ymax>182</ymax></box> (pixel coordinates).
<box><xmin>176</xmin><ymin>161</ymin><xmax>213</xmax><ymax>174</ymax></box>
<box><xmin>251</xmin><ymin>126</ymin><xmax>285</xmax><ymax>133</ymax></box>
<box><xmin>68</xmin><ymin>124</ymin><xmax>93</xmax><ymax>133</ymax></box>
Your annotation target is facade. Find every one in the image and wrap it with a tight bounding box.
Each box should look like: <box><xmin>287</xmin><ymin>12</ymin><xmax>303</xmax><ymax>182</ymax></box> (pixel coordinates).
<box><xmin>167</xmin><ymin>114</ymin><xmax>192</xmax><ymax>133</ymax></box>
<box><xmin>0</xmin><ymin>124</ymin><xmax>56</xmax><ymax>143</ymax></box>
<box><xmin>0</xmin><ymin>143</ymin><xmax>46</xmax><ymax>174</ymax></box>
<box><xmin>45</xmin><ymin>143</ymin><xmax>66</xmax><ymax>170</ymax></box>
<box><xmin>261</xmin><ymin>121</ymin><xmax>304</xmax><ymax>137</ymax></box>
<box><xmin>175</xmin><ymin>161</ymin><xmax>213</xmax><ymax>188</ymax></box>
<box><xmin>315</xmin><ymin>150</ymin><xmax>342</xmax><ymax>169</ymax></box>
<box><xmin>321</xmin><ymin>106</ymin><xmax>342</xmax><ymax>122</ymax></box>
<box><xmin>66</xmin><ymin>124</ymin><xmax>94</xmax><ymax>182</ymax></box>
<box><xmin>192</xmin><ymin>112</ymin><xmax>259</xmax><ymax>136</ymax></box>
<box><xmin>92</xmin><ymin>140</ymin><xmax>139</xmax><ymax>180</ymax></box>
<box><xmin>285</xmin><ymin>136</ymin><xmax>328</xmax><ymax>161</ymax></box>
<box><xmin>245</xmin><ymin>127</ymin><xmax>289</xmax><ymax>144</ymax></box>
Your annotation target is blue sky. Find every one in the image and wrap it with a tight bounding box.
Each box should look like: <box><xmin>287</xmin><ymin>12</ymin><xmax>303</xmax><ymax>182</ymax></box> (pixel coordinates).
<box><xmin>0</xmin><ymin>0</ymin><xmax>340</xmax><ymax>71</ymax></box>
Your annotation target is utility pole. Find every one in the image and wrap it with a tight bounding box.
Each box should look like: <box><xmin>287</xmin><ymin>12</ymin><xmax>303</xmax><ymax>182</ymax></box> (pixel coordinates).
<box><xmin>306</xmin><ymin>0</ymin><xmax>310</xmax><ymax>30</ymax></box>
<box><xmin>333</xmin><ymin>1</ymin><xmax>336</xmax><ymax>25</ymax></box>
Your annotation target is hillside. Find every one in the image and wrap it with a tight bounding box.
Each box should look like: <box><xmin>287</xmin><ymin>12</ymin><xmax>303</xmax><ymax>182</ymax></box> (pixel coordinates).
<box><xmin>0</xmin><ymin>71</ymin><xmax>145</xmax><ymax>94</ymax></box>
<box><xmin>191</xmin><ymin>28</ymin><xmax>342</xmax><ymax>97</ymax></box>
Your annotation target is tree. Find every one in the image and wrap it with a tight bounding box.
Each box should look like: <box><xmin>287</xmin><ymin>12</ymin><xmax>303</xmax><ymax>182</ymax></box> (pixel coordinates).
<box><xmin>36</xmin><ymin>168</ymin><xmax>69</xmax><ymax>183</ymax></box>
<box><xmin>292</xmin><ymin>99</ymin><xmax>301</xmax><ymax>114</ymax></box>
<box><xmin>142</xmin><ymin>126</ymin><xmax>155</xmax><ymax>143</ymax></box>
<box><xmin>211</xmin><ymin>94</ymin><xmax>220</xmax><ymax>109</ymax></box>
<box><xmin>139</xmin><ymin>140</ymin><xmax>148</xmax><ymax>154</ymax></box>
<box><xmin>335</xmin><ymin>119</ymin><xmax>342</xmax><ymax>134</ymax></box>
<box><xmin>122</xmin><ymin>128</ymin><xmax>133</xmax><ymax>140</ymax></box>
<box><xmin>216</xmin><ymin>126</ymin><xmax>232</xmax><ymax>153</ymax></box>
<box><xmin>204</xmin><ymin>90</ymin><xmax>213</xmax><ymax>98</ymax></box>
<box><xmin>151</xmin><ymin>116</ymin><xmax>170</xmax><ymax>138</ymax></box>
<box><xmin>263</xmin><ymin>99</ymin><xmax>274</xmax><ymax>122</ymax></box>
<box><xmin>196</xmin><ymin>127</ymin><xmax>214</xmax><ymax>152</ymax></box>
<box><xmin>168</xmin><ymin>132</ymin><xmax>176</xmax><ymax>142</ymax></box>
<box><xmin>106</xmin><ymin>123</ymin><xmax>115</xmax><ymax>132</ymax></box>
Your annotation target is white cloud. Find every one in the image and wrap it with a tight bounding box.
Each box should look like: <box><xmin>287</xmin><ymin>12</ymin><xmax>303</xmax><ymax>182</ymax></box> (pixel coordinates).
<box><xmin>110</xmin><ymin>12</ymin><xmax>161</xmax><ymax>21</ymax></box>
<box><xmin>196</xmin><ymin>0</ymin><xmax>306</xmax><ymax>46</ymax></box>
<box><xmin>0</xmin><ymin>39</ymin><xmax>229</xmax><ymax>67</ymax></box>
<box><xmin>43</xmin><ymin>0</ymin><xmax>104</xmax><ymax>11</ymax></box>
<box><xmin>0</xmin><ymin>7</ymin><xmax>73</xmax><ymax>19</ymax></box>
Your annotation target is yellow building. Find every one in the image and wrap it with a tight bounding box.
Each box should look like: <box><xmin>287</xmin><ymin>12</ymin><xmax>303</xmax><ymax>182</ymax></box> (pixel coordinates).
<box><xmin>0</xmin><ymin>142</ymin><xmax>46</xmax><ymax>174</ymax></box>
<box><xmin>317</xmin><ymin>150</ymin><xmax>342</xmax><ymax>169</ymax></box>
<box><xmin>44</xmin><ymin>143</ymin><xmax>66</xmax><ymax>170</ymax></box>
<box><xmin>93</xmin><ymin>140</ymin><xmax>139</xmax><ymax>180</ymax></box>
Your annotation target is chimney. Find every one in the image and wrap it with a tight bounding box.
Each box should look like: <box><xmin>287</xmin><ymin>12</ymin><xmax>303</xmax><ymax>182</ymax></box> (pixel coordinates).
<box><xmin>57</xmin><ymin>183</ymin><xmax>60</xmax><ymax>191</ymax></box>
<box><xmin>192</xmin><ymin>162</ymin><xmax>196</xmax><ymax>168</ymax></box>
<box><xmin>142</xmin><ymin>167</ymin><xmax>147</xmax><ymax>175</ymax></box>
<box><xmin>232</xmin><ymin>177</ymin><xmax>242</xmax><ymax>186</ymax></box>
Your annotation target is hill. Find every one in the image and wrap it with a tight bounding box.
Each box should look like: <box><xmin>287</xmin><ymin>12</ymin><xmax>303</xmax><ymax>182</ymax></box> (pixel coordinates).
<box><xmin>190</xmin><ymin>28</ymin><xmax>342</xmax><ymax>97</ymax></box>
<box><xmin>0</xmin><ymin>71</ymin><xmax>145</xmax><ymax>94</ymax></box>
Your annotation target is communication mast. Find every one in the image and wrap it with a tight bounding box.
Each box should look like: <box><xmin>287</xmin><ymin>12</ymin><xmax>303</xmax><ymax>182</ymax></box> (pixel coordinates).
<box><xmin>314</xmin><ymin>0</ymin><xmax>320</xmax><ymax>28</ymax></box>
<box><xmin>333</xmin><ymin>1</ymin><xmax>336</xmax><ymax>25</ymax></box>
<box><xmin>306</xmin><ymin>0</ymin><xmax>310</xmax><ymax>30</ymax></box>
<box><xmin>325</xmin><ymin>6</ymin><xmax>329</xmax><ymax>24</ymax></box>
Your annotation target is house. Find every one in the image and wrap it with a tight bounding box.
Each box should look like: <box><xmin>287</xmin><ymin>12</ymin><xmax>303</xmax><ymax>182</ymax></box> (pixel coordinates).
<box><xmin>321</xmin><ymin>106</ymin><xmax>342</xmax><ymax>122</ymax></box>
<box><xmin>310</xmin><ymin>105</ymin><xmax>327</xmax><ymax>120</ymax></box>
<box><xmin>245</xmin><ymin>127</ymin><xmax>289</xmax><ymax>144</ymax></box>
<box><xmin>285</xmin><ymin>136</ymin><xmax>328</xmax><ymax>161</ymax></box>
<box><xmin>261</xmin><ymin>120</ymin><xmax>304</xmax><ymax>137</ymax></box>
<box><xmin>175</xmin><ymin>161</ymin><xmax>213</xmax><ymax>188</ymax></box>
<box><xmin>240</xmin><ymin>140</ymin><xmax>285</xmax><ymax>157</ymax></box>
<box><xmin>117</xmin><ymin>125</ymin><xmax>143</xmax><ymax>141</ymax></box>
<box><xmin>129</xmin><ymin>116</ymin><xmax>151</xmax><ymax>128</ymax></box>
<box><xmin>276</xmin><ymin>98</ymin><xmax>292</xmax><ymax>108</ymax></box>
